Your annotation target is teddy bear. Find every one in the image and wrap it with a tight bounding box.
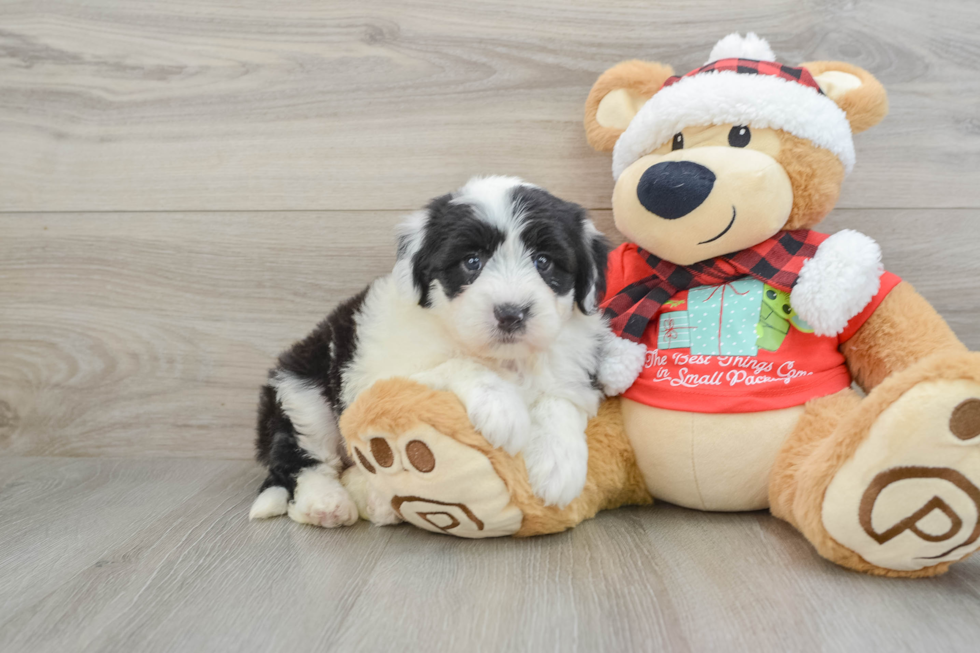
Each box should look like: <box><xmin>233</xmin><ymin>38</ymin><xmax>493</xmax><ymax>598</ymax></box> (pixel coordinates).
<box><xmin>338</xmin><ymin>33</ymin><xmax>980</xmax><ymax>578</ymax></box>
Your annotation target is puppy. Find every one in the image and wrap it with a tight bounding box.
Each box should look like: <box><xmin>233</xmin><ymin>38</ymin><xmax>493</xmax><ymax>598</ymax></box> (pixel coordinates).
<box><xmin>249</xmin><ymin>176</ymin><xmax>645</xmax><ymax>528</ymax></box>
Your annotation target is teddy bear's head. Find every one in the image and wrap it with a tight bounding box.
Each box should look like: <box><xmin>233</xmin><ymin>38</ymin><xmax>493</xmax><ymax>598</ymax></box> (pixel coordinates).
<box><xmin>584</xmin><ymin>33</ymin><xmax>888</xmax><ymax>265</ymax></box>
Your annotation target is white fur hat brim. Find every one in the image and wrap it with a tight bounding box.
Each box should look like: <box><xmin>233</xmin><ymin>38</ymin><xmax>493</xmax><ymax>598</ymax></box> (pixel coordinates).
<box><xmin>611</xmin><ymin>65</ymin><xmax>856</xmax><ymax>180</ymax></box>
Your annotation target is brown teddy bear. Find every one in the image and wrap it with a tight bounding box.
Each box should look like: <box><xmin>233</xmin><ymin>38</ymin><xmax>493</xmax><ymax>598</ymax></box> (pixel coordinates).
<box><xmin>340</xmin><ymin>34</ymin><xmax>980</xmax><ymax>578</ymax></box>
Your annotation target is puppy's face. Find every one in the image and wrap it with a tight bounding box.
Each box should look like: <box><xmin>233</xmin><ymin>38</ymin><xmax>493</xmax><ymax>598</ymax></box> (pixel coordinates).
<box><xmin>399</xmin><ymin>176</ymin><xmax>608</xmax><ymax>359</ymax></box>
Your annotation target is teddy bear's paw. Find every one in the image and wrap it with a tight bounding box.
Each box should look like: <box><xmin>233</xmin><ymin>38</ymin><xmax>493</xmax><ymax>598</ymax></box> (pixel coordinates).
<box><xmin>823</xmin><ymin>379</ymin><xmax>980</xmax><ymax>572</ymax></box>
<box><xmin>347</xmin><ymin>425</ymin><xmax>523</xmax><ymax>538</ymax></box>
<box><xmin>286</xmin><ymin>466</ymin><xmax>359</xmax><ymax>528</ymax></box>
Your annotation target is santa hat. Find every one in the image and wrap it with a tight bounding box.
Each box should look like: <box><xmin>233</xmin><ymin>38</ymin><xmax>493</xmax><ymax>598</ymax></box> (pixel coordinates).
<box><xmin>611</xmin><ymin>33</ymin><xmax>856</xmax><ymax>179</ymax></box>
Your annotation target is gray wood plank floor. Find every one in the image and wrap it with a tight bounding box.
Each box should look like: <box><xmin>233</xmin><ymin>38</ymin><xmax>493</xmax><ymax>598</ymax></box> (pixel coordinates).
<box><xmin>3</xmin><ymin>209</ymin><xmax>980</xmax><ymax>459</ymax></box>
<box><xmin>2</xmin><ymin>457</ymin><xmax>979</xmax><ymax>653</ymax></box>
<box><xmin>3</xmin><ymin>0</ymin><xmax>980</xmax><ymax>650</ymax></box>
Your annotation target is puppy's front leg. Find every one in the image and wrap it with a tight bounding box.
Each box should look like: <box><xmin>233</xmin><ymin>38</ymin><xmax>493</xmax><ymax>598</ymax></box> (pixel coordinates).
<box><xmin>286</xmin><ymin>465</ymin><xmax>360</xmax><ymax>528</ymax></box>
<box><xmin>523</xmin><ymin>396</ymin><xmax>589</xmax><ymax>508</ymax></box>
<box><xmin>411</xmin><ymin>359</ymin><xmax>530</xmax><ymax>454</ymax></box>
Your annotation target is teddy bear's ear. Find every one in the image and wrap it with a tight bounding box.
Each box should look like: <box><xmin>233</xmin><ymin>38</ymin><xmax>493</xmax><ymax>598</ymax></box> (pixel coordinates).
<box><xmin>802</xmin><ymin>61</ymin><xmax>889</xmax><ymax>134</ymax></box>
<box><xmin>584</xmin><ymin>60</ymin><xmax>674</xmax><ymax>152</ymax></box>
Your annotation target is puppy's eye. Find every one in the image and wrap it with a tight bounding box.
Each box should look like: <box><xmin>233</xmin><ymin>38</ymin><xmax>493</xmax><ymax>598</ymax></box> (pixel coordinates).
<box><xmin>462</xmin><ymin>255</ymin><xmax>482</xmax><ymax>272</ymax></box>
<box><xmin>728</xmin><ymin>125</ymin><xmax>751</xmax><ymax>148</ymax></box>
<box><xmin>533</xmin><ymin>254</ymin><xmax>553</xmax><ymax>273</ymax></box>
<box><xmin>671</xmin><ymin>133</ymin><xmax>684</xmax><ymax>151</ymax></box>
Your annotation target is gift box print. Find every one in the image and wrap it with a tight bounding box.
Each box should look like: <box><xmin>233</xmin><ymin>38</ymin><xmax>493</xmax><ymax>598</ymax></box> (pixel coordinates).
<box><xmin>657</xmin><ymin>312</ymin><xmax>695</xmax><ymax>350</ymax></box>
<box><xmin>688</xmin><ymin>278</ymin><xmax>764</xmax><ymax>356</ymax></box>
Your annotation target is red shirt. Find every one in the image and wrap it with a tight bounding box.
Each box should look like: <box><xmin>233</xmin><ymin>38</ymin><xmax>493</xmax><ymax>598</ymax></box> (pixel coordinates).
<box><xmin>605</xmin><ymin>243</ymin><xmax>901</xmax><ymax>413</ymax></box>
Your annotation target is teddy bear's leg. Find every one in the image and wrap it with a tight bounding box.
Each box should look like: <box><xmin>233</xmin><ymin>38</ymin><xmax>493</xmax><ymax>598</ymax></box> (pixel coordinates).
<box><xmin>338</xmin><ymin>378</ymin><xmax>651</xmax><ymax>538</ymax></box>
<box><xmin>771</xmin><ymin>352</ymin><xmax>980</xmax><ymax>577</ymax></box>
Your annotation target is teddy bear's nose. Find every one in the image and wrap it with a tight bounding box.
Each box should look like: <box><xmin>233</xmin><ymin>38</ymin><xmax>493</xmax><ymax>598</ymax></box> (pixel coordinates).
<box><xmin>636</xmin><ymin>161</ymin><xmax>716</xmax><ymax>220</ymax></box>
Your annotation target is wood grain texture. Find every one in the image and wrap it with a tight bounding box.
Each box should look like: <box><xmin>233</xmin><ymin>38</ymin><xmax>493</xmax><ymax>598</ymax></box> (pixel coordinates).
<box><xmin>1</xmin><ymin>457</ymin><xmax>979</xmax><ymax>653</ymax></box>
<box><xmin>0</xmin><ymin>211</ymin><xmax>401</xmax><ymax>458</ymax></box>
<box><xmin>3</xmin><ymin>2</ymin><xmax>980</xmax><ymax>648</ymax></box>
<box><xmin>1</xmin><ymin>0</ymin><xmax>979</xmax><ymax>212</ymax></box>
<box><xmin>2</xmin><ymin>208</ymin><xmax>979</xmax><ymax>458</ymax></box>
<box><xmin>0</xmin><ymin>208</ymin><xmax>976</xmax><ymax>459</ymax></box>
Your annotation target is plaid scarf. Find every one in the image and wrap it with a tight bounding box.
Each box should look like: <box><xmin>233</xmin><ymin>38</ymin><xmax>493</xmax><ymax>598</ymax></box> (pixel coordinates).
<box><xmin>602</xmin><ymin>229</ymin><xmax>829</xmax><ymax>342</ymax></box>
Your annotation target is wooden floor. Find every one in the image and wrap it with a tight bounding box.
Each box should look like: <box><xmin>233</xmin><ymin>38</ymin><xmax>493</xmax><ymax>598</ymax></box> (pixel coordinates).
<box><xmin>3</xmin><ymin>1</ymin><xmax>980</xmax><ymax>651</ymax></box>
<box><xmin>3</xmin><ymin>458</ymin><xmax>980</xmax><ymax>653</ymax></box>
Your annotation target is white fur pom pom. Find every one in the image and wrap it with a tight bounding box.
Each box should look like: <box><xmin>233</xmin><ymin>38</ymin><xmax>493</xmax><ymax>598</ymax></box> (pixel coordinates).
<box><xmin>706</xmin><ymin>32</ymin><xmax>776</xmax><ymax>64</ymax></box>
<box><xmin>598</xmin><ymin>335</ymin><xmax>647</xmax><ymax>396</ymax></box>
<box><xmin>791</xmin><ymin>230</ymin><xmax>883</xmax><ymax>337</ymax></box>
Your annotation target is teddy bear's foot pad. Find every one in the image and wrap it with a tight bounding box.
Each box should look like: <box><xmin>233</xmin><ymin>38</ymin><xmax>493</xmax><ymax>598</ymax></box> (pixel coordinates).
<box><xmin>823</xmin><ymin>380</ymin><xmax>980</xmax><ymax>571</ymax></box>
<box><xmin>347</xmin><ymin>423</ymin><xmax>523</xmax><ymax>538</ymax></box>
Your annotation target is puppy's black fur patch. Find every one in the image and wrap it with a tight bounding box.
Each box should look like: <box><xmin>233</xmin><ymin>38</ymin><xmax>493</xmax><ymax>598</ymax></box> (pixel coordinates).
<box><xmin>255</xmin><ymin>385</ymin><xmax>316</xmax><ymax>495</ymax></box>
<box><xmin>583</xmin><ymin>229</ymin><xmax>609</xmax><ymax>306</ymax></box>
<box><xmin>276</xmin><ymin>288</ymin><xmax>368</xmax><ymax>416</ymax></box>
<box><xmin>411</xmin><ymin>194</ymin><xmax>507</xmax><ymax>307</ymax></box>
<box><xmin>512</xmin><ymin>186</ymin><xmax>609</xmax><ymax>312</ymax></box>
<box><xmin>254</xmin><ymin>287</ymin><xmax>368</xmax><ymax>497</ymax></box>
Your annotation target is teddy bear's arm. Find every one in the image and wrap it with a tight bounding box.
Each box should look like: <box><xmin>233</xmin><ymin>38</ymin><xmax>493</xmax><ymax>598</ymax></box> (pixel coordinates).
<box><xmin>841</xmin><ymin>281</ymin><xmax>967</xmax><ymax>392</ymax></box>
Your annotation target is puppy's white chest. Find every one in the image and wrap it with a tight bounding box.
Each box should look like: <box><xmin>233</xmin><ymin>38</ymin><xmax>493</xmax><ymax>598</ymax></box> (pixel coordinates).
<box><xmin>490</xmin><ymin>358</ymin><xmax>546</xmax><ymax>402</ymax></box>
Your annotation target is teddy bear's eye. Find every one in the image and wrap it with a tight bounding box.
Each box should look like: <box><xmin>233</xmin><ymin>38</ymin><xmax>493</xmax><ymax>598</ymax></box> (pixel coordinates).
<box><xmin>729</xmin><ymin>125</ymin><xmax>751</xmax><ymax>148</ymax></box>
<box><xmin>671</xmin><ymin>133</ymin><xmax>684</xmax><ymax>151</ymax></box>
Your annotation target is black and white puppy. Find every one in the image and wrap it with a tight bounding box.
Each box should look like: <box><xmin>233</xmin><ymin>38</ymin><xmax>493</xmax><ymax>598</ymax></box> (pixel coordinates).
<box><xmin>250</xmin><ymin>176</ymin><xmax>645</xmax><ymax>528</ymax></box>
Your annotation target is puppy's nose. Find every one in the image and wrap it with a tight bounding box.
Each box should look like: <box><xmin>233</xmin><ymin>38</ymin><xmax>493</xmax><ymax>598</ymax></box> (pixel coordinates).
<box><xmin>494</xmin><ymin>304</ymin><xmax>526</xmax><ymax>333</ymax></box>
<box><xmin>636</xmin><ymin>161</ymin><xmax>716</xmax><ymax>219</ymax></box>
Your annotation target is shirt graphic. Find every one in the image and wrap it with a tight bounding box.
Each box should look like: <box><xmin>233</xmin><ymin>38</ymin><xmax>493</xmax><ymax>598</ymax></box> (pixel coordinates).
<box><xmin>604</xmin><ymin>243</ymin><xmax>901</xmax><ymax>413</ymax></box>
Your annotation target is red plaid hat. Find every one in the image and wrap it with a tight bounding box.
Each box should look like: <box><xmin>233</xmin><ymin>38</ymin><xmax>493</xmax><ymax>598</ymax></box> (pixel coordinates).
<box><xmin>661</xmin><ymin>58</ymin><xmax>823</xmax><ymax>92</ymax></box>
<box><xmin>611</xmin><ymin>33</ymin><xmax>855</xmax><ymax>179</ymax></box>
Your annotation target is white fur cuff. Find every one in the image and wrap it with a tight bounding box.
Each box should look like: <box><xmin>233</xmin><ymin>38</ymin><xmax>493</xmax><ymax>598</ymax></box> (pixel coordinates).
<box><xmin>598</xmin><ymin>335</ymin><xmax>647</xmax><ymax>396</ymax></box>
<box><xmin>612</xmin><ymin>70</ymin><xmax>856</xmax><ymax>179</ymax></box>
<box><xmin>791</xmin><ymin>230</ymin><xmax>883</xmax><ymax>337</ymax></box>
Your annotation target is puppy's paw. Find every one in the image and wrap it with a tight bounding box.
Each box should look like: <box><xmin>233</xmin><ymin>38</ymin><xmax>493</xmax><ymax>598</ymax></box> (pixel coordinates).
<box><xmin>598</xmin><ymin>336</ymin><xmax>647</xmax><ymax>396</ymax></box>
<box><xmin>288</xmin><ymin>468</ymin><xmax>359</xmax><ymax>528</ymax></box>
<box><xmin>467</xmin><ymin>384</ymin><xmax>531</xmax><ymax>455</ymax></box>
<box><xmin>523</xmin><ymin>428</ymin><xmax>589</xmax><ymax>508</ymax></box>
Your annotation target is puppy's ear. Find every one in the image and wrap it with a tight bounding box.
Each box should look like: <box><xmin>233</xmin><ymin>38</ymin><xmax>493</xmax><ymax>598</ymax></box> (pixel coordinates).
<box><xmin>574</xmin><ymin>219</ymin><xmax>610</xmax><ymax>314</ymax></box>
<box><xmin>395</xmin><ymin>197</ymin><xmax>448</xmax><ymax>308</ymax></box>
<box><xmin>801</xmin><ymin>60</ymin><xmax>888</xmax><ymax>133</ymax></box>
<box><xmin>394</xmin><ymin>210</ymin><xmax>428</xmax><ymax>262</ymax></box>
<box><xmin>585</xmin><ymin>60</ymin><xmax>674</xmax><ymax>152</ymax></box>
